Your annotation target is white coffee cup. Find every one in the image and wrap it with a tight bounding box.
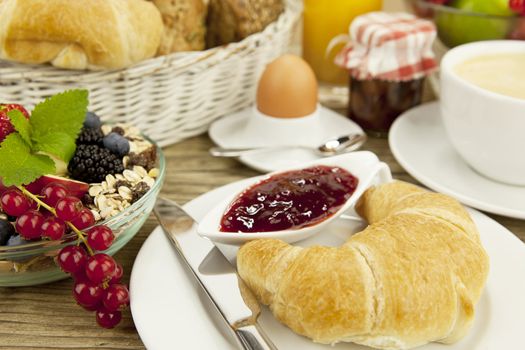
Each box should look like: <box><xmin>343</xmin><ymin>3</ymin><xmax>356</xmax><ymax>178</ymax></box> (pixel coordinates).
<box><xmin>441</xmin><ymin>41</ymin><xmax>525</xmax><ymax>186</ymax></box>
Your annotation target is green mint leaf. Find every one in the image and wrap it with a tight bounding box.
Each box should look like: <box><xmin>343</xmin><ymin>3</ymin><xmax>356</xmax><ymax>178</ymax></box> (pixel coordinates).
<box><xmin>33</xmin><ymin>132</ymin><xmax>76</xmax><ymax>163</ymax></box>
<box><xmin>8</xmin><ymin>109</ymin><xmax>32</xmax><ymax>146</ymax></box>
<box><xmin>30</xmin><ymin>89</ymin><xmax>89</xmax><ymax>144</ymax></box>
<box><xmin>0</xmin><ymin>133</ymin><xmax>55</xmax><ymax>186</ymax></box>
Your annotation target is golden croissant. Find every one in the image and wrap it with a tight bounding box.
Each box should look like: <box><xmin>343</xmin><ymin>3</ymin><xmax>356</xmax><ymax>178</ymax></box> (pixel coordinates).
<box><xmin>237</xmin><ymin>181</ymin><xmax>489</xmax><ymax>349</ymax></box>
<box><xmin>0</xmin><ymin>0</ymin><xmax>163</xmax><ymax>70</ymax></box>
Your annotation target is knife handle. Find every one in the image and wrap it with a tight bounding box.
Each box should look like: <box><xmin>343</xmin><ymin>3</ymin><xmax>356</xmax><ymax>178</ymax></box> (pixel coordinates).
<box><xmin>235</xmin><ymin>324</ymin><xmax>278</xmax><ymax>350</ymax></box>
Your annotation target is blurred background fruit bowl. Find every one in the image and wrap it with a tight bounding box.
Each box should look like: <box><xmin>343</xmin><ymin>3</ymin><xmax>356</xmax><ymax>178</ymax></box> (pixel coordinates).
<box><xmin>405</xmin><ymin>0</ymin><xmax>525</xmax><ymax>47</ymax></box>
<box><xmin>0</xmin><ymin>142</ymin><xmax>165</xmax><ymax>287</ymax></box>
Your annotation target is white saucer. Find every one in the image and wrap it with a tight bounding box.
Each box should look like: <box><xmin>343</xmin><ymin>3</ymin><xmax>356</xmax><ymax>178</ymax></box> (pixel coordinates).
<box><xmin>389</xmin><ymin>102</ymin><xmax>525</xmax><ymax>220</ymax></box>
<box><xmin>130</xmin><ymin>179</ymin><xmax>525</xmax><ymax>350</ymax></box>
<box><xmin>209</xmin><ymin>106</ymin><xmax>364</xmax><ymax>172</ymax></box>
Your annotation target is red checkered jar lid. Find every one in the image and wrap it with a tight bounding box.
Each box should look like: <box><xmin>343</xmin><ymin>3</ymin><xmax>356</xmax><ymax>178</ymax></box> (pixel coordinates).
<box><xmin>335</xmin><ymin>12</ymin><xmax>437</xmax><ymax>81</ymax></box>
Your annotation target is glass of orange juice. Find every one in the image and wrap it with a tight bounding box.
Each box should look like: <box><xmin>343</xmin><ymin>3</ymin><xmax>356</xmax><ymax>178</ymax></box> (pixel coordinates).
<box><xmin>303</xmin><ymin>0</ymin><xmax>383</xmax><ymax>104</ymax></box>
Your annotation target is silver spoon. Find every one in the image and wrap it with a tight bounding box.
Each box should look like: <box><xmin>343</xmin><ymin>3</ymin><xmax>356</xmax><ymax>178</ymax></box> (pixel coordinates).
<box><xmin>209</xmin><ymin>133</ymin><xmax>367</xmax><ymax>158</ymax></box>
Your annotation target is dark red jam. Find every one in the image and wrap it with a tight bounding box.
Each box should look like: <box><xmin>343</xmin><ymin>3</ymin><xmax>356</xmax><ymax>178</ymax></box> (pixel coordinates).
<box><xmin>220</xmin><ymin>165</ymin><xmax>358</xmax><ymax>233</ymax></box>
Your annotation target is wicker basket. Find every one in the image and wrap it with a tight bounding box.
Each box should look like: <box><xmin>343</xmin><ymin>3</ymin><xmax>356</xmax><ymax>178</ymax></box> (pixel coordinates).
<box><xmin>0</xmin><ymin>0</ymin><xmax>302</xmax><ymax>147</ymax></box>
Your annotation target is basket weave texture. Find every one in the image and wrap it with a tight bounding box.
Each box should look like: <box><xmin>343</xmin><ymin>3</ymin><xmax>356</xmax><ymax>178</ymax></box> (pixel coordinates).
<box><xmin>0</xmin><ymin>1</ymin><xmax>301</xmax><ymax>147</ymax></box>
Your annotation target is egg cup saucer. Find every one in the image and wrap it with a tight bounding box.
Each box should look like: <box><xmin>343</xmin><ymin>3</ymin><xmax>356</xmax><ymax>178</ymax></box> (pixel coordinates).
<box><xmin>209</xmin><ymin>105</ymin><xmax>364</xmax><ymax>172</ymax></box>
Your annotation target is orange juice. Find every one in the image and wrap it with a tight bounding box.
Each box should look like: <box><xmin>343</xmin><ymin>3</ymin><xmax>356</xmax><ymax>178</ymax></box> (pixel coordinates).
<box><xmin>303</xmin><ymin>0</ymin><xmax>383</xmax><ymax>85</ymax></box>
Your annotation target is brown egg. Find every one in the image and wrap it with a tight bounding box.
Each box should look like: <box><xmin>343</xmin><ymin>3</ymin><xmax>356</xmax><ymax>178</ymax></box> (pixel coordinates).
<box><xmin>256</xmin><ymin>54</ymin><xmax>318</xmax><ymax>118</ymax></box>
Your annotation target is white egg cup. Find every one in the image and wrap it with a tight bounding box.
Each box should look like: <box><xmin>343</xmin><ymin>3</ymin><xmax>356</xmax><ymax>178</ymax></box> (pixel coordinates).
<box><xmin>241</xmin><ymin>104</ymin><xmax>325</xmax><ymax>147</ymax></box>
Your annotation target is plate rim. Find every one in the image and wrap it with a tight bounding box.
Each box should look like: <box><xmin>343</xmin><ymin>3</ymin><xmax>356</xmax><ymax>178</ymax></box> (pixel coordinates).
<box><xmin>389</xmin><ymin>102</ymin><xmax>525</xmax><ymax>220</ymax></box>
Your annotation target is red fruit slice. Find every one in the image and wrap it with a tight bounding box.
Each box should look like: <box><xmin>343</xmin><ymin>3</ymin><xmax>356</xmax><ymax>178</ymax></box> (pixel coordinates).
<box><xmin>0</xmin><ymin>104</ymin><xmax>30</xmax><ymax>143</ymax></box>
<box><xmin>26</xmin><ymin>175</ymin><xmax>89</xmax><ymax>198</ymax></box>
<box><xmin>0</xmin><ymin>104</ymin><xmax>29</xmax><ymax>118</ymax></box>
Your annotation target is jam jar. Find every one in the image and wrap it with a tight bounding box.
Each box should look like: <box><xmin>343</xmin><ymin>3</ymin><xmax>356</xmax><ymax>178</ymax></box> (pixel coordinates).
<box><xmin>335</xmin><ymin>12</ymin><xmax>437</xmax><ymax>136</ymax></box>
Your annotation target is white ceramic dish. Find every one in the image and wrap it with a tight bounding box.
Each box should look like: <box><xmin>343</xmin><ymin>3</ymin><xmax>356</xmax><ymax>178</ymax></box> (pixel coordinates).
<box><xmin>197</xmin><ymin>151</ymin><xmax>391</xmax><ymax>245</ymax></box>
<box><xmin>208</xmin><ymin>105</ymin><xmax>364</xmax><ymax>172</ymax></box>
<box><xmin>130</xmin><ymin>179</ymin><xmax>525</xmax><ymax>350</ymax></box>
<box><xmin>389</xmin><ymin>102</ymin><xmax>525</xmax><ymax>220</ymax></box>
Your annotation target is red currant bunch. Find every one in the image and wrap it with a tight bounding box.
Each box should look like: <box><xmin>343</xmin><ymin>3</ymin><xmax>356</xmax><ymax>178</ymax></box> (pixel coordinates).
<box><xmin>0</xmin><ymin>182</ymin><xmax>127</xmax><ymax>329</ymax></box>
<box><xmin>58</xmin><ymin>246</ymin><xmax>128</xmax><ymax>329</ymax></box>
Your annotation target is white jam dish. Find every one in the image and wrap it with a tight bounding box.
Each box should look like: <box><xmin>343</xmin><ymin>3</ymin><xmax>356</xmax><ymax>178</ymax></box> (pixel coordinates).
<box><xmin>197</xmin><ymin>151</ymin><xmax>392</xmax><ymax>246</ymax></box>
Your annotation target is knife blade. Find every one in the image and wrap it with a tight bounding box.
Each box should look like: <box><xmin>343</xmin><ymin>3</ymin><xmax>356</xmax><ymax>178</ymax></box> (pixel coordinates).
<box><xmin>153</xmin><ymin>197</ymin><xmax>277</xmax><ymax>350</ymax></box>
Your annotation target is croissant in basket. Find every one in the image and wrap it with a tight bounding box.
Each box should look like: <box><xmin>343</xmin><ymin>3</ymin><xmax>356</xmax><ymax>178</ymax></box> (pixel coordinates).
<box><xmin>237</xmin><ymin>181</ymin><xmax>489</xmax><ymax>349</ymax></box>
<box><xmin>0</xmin><ymin>0</ymin><xmax>163</xmax><ymax>70</ymax></box>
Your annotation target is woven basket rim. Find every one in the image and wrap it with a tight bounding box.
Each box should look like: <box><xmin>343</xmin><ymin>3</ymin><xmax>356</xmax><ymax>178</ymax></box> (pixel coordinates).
<box><xmin>0</xmin><ymin>0</ymin><xmax>302</xmax><ymax>83</ymax></box>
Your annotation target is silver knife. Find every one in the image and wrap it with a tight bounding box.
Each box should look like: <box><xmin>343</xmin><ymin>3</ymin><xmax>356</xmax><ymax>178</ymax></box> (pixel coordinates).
<box><xmin>154</xmin><ymin>197</ymin><xmax>277</xmax><ymax>350</ymax></box>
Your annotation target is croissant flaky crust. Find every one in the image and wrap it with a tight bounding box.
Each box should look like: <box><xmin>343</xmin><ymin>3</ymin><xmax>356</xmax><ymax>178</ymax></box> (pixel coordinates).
<box><xmin>237</xmin><ymin>181</ymin><xmax>489</xmax><ymax>350</ymax></box>
<box><xmin>0</xmin><ymin>0</ymin><xmax>163</xmax><ymax>70</ymax></box>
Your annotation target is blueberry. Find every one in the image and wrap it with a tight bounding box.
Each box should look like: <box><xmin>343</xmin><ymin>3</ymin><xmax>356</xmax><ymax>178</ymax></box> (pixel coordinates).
<box><xmin>103</xmin><ymin>132</ymin><xmax>130</xmax><ymax>157</ymax></box>
<box><xmin>0</xmin><ymin>219</ymin><xmax>15</xmax><ymax>245</ymax></box>
<box><xmin>6</xmin><ymin>234</ymin><xmax>28</xmax><ymax>247</ymax></box>
<box><xmin>83</xmin><ymin>111</ymin><xmax>102</xmax><ymax>129</ymax></box>
<box><xmin>6</xmin><ymin>235</ymin><xmax>34</xmax><ymax>262</ymax></box>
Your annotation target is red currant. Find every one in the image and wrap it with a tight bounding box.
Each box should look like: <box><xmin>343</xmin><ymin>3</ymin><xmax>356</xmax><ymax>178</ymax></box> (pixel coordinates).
<box><xmin>95</xmin><ymin>307</ymin><xmax>122</xmax><ymax>329</ymax></box>
<box><xmin>87</xmin><ymin>225</ymin><xmax>114</xmax><ymax>251</ymax></box>
<box><xmin>15</xmin><ymin>210</ymin><xmax>45</xmax><ymax>240</ymax></box>
<box><xmin>73</xmin><ymin>278</ymin><xmax>103</xmax><ymax>308</ymax></box>
<box><xmin>102</xmin><ymin>284</ymin><xmax>130</xmax><ymax>311</ymax></box>
<box><xmin>55</xmin><ymin>196</ymin><xmax>83</xmax><ymax>222</ymax></box>
<box><xmin>1</xmin><ymin>189</ymin><xmax>31</xmax><ymax>216</ymax></box>
<box><xmin>41</xmin><ymin>217</ymin><xmax>66</xmax><ymax>240</ymax></box>
<box><xmin>57</xmin><ymin>245</ymin><xmax>88</xmax><ymax>275</ymax></box>
<box><xmin>70</xmin><ymin>208</ymin><xmax>95</xmax><ymax>230</ymax></box>
<box><xmin>110</xmin><ymin>263</ymin><xmax>124</xmax><ymax>284</ymax></box>
<box><xmin>85</xmin><ymin>253</ymin><xmax>116</xmax><ymax>284</ymax></box>
<box><xmin>40</xmin><ymin>183</ymin><xmax>69</xmax><ymax>207</ymax></box>
<box><xmin>72</xmin><ymin>268</ymin><xmax>88</xmax><ymax>281</ymax></box>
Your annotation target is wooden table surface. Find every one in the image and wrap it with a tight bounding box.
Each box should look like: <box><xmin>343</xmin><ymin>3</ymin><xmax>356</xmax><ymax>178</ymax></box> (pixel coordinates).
<box><xmin>1</xmin><ymin>2</ymin><xmax>524</xmax><ymax>349</ymax></box>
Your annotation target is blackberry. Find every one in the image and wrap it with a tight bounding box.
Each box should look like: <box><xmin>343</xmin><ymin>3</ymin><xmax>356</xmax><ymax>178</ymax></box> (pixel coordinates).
<box><xmin>68</xmin><ymin>144</ymin><xmax>125</xmax><ymax>183</ymax></box>
<box><xmin>77</xmin><ymin>127</ymin><xmax>104</xmax><ymax>145</ymax></box>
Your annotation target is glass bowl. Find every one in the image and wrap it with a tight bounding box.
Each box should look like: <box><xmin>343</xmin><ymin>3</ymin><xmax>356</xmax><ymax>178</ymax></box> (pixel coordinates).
<box><xmin>0</xmin><ymin>141</ymin><xmax>165</xmax><ymax>287</ymax></box>
<box><xmin>405</xmin><ymin>0</ymin><xmax>524</xmax><ymax>47</ymax></box>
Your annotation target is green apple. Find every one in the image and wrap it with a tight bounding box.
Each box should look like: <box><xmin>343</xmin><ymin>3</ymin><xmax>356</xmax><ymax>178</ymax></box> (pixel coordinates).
<box><xmin>451</xmin><ymin>0</ymin><xmax>514</xmax><ymax>16</ymax></box>
<box><xmin>436</xmin><ymin>0</ymin><xmax>513</xmax><ymax>47</ymax></box>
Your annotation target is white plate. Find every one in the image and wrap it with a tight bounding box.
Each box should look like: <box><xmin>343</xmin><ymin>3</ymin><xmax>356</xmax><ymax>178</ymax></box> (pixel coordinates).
<box><xmin>208</xmin><ymin>106</ymin><xmax>364</xmax><ymax>172</ymax></box>
<box><xmin>389</xmin><ymin>102</ymin><xmax>525</xmax><ymax>220</ymax></box>
<box><xmin>130</xmin><ymin>180</ymin><xmax>525</xmax><ymax>350</ymax></box>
